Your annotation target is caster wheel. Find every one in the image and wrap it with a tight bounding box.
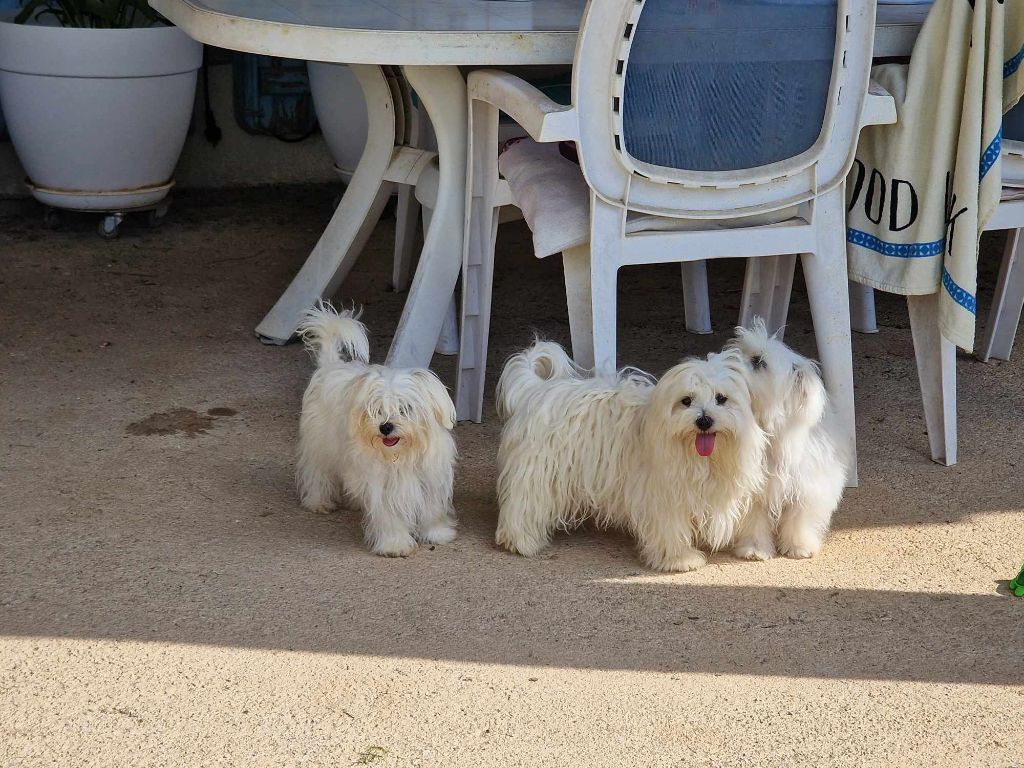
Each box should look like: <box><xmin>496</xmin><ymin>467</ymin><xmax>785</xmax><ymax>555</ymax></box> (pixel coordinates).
<box><xmin>147</xmin><ymin>205</ymin><xmax>168</xmax><ymax>228</ymax></box>
<box><xmin>43</xmin><ymin>208</ymin><xmax>61</xmax><ymax>230</ymax></box>
<box><xmin>98</xmin><ymin>215</ymin><xmax>122</xmax><ymax>240</ymax></box>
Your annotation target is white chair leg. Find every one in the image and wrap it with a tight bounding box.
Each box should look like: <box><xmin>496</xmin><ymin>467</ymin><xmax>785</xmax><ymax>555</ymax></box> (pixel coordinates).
<box><xmin>680</xmin><ymin>260</ymin><xmax>712</xmax><ymax>334</ymax></box>
<box><xmin>979</xmin><ymin>228</ymin><xmax>1024</xmax><ymax>362</ymax></box>
<box><xmin>415</xmin><ymin>205</ymin><xmax>459</xmax><ymax>357</ymax></box>
<box><xmin>907</xmin><ymin>293</ymin><xmax>957</xmax><ymax>466</ymax></box>
<box><xmin>455</xmin><ymin>97</ymin><xmax>501</xmax><ymax>422</ymax></box>
<box><xmin>563</xmin><ymin>245</ymin><xmax>595</xmax><ymax>370</ymax></box>
<box><xmin>849</xmin><ymin>281</ymin><xmax>879</xmax><ymax>334</ymax></box>
<box><xmin>588</xmin><ymin>199</ymin><xmax>624</xmax><ymax>376</ymax></box>
<box><xmin>392</xmin><ymin>185</ymin><xmax>420</xmax><ymax>293</ymax></box>
<box><xmin>590</xmin><ymin>263</ymin><xmax>618</xmax><ymax>376</ymax></box>
<box><xmin>801</xmin><ymin>188</ymin><xmax>857</xmax><ymax>486</ymax></box>
<box><xmin>436</xmin><ymin>294</ymin><xmax>460</xmax><ymax>356</ymax></box>
<box><xmin>739</xmin><ymin>254</ymin><xmax>796</xmax><ymax>338</ymax></box>
<box><xmin>391</xmin><ymin>91</ymin><xmax>425</xmax><ymax>293</ymax></box>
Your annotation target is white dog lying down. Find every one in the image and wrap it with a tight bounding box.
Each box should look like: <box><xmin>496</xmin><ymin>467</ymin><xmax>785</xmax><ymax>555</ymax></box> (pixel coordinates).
<box><xmin>495</xmin><ymin>340</ymin><xmax>767</xmax><ymax>572</ymax></box>
<box><xmin>295</xmin><ymin>302</ymin><xmax>457</xmax><ymax>557</ymax></box>
<box><xmin>728</xmin><ymin>319</ymin><xmax>848</xmax><ymax>560</ymax></box>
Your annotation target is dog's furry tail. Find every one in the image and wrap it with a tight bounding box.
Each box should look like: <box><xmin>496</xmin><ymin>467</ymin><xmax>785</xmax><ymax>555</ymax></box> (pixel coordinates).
<box><xmin>297</xmin><ymin>300</ymin><xmax>370</xmax><ymax>367</ymax></box>
<box><xmin>495</xmin><ymin>339</ymin><xmax>579</xmax><ymax>418</ymax></box>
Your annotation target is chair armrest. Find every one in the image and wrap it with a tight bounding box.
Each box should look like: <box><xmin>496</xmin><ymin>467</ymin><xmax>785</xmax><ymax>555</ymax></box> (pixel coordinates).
<box><xmin>467</xmin><ymin>69</ymin><xmax>578</xmax><ymax>143</ymax></box>
<box><xmin>861</xmin><ymin>80</ymin><xmax>897</xmax><ymax>127</ymax></box>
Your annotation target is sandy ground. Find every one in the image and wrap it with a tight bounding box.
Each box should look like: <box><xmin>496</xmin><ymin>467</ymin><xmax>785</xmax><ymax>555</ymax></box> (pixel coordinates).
<box><xmin>1</xmin><ymin>187</ymin><xmax>1022</xmax><ymax>767</ymax></box>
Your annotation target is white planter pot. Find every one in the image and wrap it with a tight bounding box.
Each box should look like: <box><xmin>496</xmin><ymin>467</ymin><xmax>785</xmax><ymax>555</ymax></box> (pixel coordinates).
<box><xmin>307</xmin><ymin>62</ymin><xmax>368</xmax><ymax>183</ymax></box>
<box><xmin>0</xmin><ymin>15</ymin><xmax>202</xmax><ymax>211</ymax></box>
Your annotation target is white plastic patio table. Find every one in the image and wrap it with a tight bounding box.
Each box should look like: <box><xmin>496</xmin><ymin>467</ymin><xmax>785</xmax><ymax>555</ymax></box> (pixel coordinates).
<box><xmin>151</xmin><ymin>0</ymin><xmax>928</xmax><ymax>367</ymax></box>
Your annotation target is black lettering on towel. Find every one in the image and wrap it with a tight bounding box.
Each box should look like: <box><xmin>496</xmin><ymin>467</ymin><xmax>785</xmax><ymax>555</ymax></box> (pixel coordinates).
<box><xmin>847</xmin><ymin>161</ymin><xmax>921</xmax><ymax>233</ymax></box>
<box><xmin>865</xmin><ymin>169</ymin><xmax>886</xmax><ymax>224</ymax></box>
<box><xmin>890</xmin><ymin>178</ymin><xmax>918</xmax><ymax>232</ymax></box>
<box><xmin>944</xmin><ymin>171</ymin><xmax>969</xmax><ymax>258</ymax></box>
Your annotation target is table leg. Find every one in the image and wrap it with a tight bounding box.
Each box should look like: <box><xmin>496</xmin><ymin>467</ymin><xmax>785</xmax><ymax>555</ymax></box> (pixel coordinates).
<box><xmin>254</xmin><ymin>64</ymin><xmax>401</xmax><ymax>344</ymax></box>
<box><xmin>386</xmin><ymin>65</ymin><xmax>468</xmax><ymax>367</ymax></box>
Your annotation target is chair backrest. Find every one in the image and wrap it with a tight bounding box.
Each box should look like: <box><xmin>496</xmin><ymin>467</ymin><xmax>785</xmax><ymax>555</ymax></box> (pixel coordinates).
<box><xmin>570</xmin><ymin>0</ymin><xmax>877</xmax><ymax>218</ymax></box>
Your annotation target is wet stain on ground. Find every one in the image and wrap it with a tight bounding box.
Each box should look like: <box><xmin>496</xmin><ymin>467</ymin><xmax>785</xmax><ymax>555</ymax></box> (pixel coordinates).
<box><xmin>126</xmin><ymin>407</ymin><xmax>236</xmax><ymax>438</ymax></box>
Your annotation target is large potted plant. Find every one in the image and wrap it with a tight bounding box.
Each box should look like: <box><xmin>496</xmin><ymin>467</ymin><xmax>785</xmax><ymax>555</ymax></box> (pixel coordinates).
<box><xmin>0</xmin><ymin>0</ymin><xmax>202</xmax><ymax>236</ymax></box>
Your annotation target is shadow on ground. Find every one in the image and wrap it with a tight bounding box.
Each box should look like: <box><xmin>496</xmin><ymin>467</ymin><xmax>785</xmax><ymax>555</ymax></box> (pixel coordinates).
<box><xmin>1</xmin><ymin>188</ymin><xmax>1021</xmax><ymax>689</ymax></box>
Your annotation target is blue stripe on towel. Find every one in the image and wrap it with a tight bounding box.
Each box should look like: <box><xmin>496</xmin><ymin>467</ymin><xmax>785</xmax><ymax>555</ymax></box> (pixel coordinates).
<box><xmin>980</xmin><ymin>128</ymin><xmax>1002</xmax><ymax>180</ymax></box>
<box><xmin>847</xmin><ymin>228</ymin><xmax>946</xmax><ymax>257</ymax></box>
<box><xmin>942</xmin><ymin>268</ymin><xmax>977</xmax><ymax>314</ymax></box>
<box><xmin>1005</xmin><ymin>44</ymin><xmax>1024</xmax><ymax>79</ymax></box>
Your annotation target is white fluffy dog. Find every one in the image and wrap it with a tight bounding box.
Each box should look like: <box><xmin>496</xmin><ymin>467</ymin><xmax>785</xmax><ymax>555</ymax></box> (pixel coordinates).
<box><xmin>727</xmin><ymin>319</ymin><xmax>848</xmax><ymax>560</ymax></box>
<box><xmin>495</xmin><ymin>340</ymin><xmax>767</xmax><ymax>572</ymax></box>
<box><xmin>295</xmin><ymin>302</ymin><xmax>458</xmax><ymax>557</ymax></box>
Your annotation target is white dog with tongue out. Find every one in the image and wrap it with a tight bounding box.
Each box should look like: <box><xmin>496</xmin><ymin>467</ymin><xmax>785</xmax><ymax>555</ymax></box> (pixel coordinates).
<box><xmin>495</xmin><ymin>340</ymin><xmax>767</xmax><ymax>572</ymax></box>
<box><xmin>295</xmin><ymin>302</ymin><xmax>458</xmax><ymax>557</ymax></box>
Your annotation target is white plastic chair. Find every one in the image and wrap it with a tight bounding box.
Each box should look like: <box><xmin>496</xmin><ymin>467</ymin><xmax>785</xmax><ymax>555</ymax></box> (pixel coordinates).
<box><xmin>454</xmin><ymin>0</ymin><xmax>896</xmax><ymax>486</ymax></box>
<box><xmin>974</xmin><ymin>111</ymin><xmax>1024</xmax><ymax>363</ymax></box>
<box><xmin>844</xmin><ymin>140</ymin><xmax>1024</xmax><ymax>466</ymax></box>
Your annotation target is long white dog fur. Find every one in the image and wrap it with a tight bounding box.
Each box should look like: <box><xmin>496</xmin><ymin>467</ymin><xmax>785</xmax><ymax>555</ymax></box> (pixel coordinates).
<box><xmin>494</xmin><ymin>340</ymin><xmax>767</xmax><ymax>572</ymax></box>
<box><xmin>728</xmin><ymin>319</ymin><xmax>848</xmax><ymax>559</ymax></box>
<box><xmin>295</xmin><ymin>302</ymin><xmax>457</xmax><ymax>557</ymax></box>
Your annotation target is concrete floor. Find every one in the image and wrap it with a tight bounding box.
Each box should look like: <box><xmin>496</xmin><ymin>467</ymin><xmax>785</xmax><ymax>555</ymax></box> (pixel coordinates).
<box><xmin>1</xmin><ymin>187</ymin><xmax>1022</xmax><ymax>767</ymax></box>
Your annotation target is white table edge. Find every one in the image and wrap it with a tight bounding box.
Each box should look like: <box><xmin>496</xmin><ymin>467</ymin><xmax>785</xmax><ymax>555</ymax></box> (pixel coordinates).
<box><xmin>152</xmin><ymin>0</ymin><xmax>924</xmax><ymax>65</ymax></box>
<box><xmin>151</xmin><ymin>0</ymin><xmax>582</xmax><ymax>66</ymax></box>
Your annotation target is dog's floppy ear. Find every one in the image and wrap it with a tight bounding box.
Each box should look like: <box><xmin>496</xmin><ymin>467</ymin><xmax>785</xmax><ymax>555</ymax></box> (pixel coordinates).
<box><xmin>718</xmin><ymin>346</ymin><xmax>754</xmax><ymax>383</ymax></box>
<box><xmin>411</xmin><ymin>369</ymin><xmax>457</xmax><ymax>430</ymax></box>
<box><xmin>791</xmin><ymin>359</ymin><xmax>827</xmax><ymax>424</ymax></box>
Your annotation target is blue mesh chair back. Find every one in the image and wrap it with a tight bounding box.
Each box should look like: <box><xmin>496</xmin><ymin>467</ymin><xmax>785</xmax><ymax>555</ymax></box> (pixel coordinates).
<box><xmin>622</xmin><ymin>0</ymin><xmax>838</xmax><ymax>172</ymax></box>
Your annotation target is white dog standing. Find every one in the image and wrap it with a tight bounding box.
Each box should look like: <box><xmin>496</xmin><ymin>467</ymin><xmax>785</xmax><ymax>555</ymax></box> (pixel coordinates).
<box><xmin>728</xmin><ymin>319</ymin><xmax>848</xmax><ymax>560</ymax></box>
<box><xmin>295</xmin><ymin>302</ymin><xmax>458</xmax><ymax>557</ymax></box>
<box><xmin>495</xmin><ymin>340</ymin><xmax>767</xmax><ymax>572</ymax></box>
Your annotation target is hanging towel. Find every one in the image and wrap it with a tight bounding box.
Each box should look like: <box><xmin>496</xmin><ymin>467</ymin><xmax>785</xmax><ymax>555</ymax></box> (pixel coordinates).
<box><xmin>846</xmin><ymin>0</ymin><xmax>1024</xmax><ymax>351</ymax></box>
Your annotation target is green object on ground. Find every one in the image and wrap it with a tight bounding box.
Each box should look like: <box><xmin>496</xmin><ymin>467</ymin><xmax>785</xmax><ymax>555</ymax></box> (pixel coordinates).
<box><xmin>1010</xmin><ymin>562</ymin><xmax>1024</xmax><ymax>597</ymax></box>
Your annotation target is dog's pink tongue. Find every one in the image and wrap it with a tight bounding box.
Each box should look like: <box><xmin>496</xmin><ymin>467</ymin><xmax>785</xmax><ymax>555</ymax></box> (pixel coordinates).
<box><xmin>695</xmin><ymin>432</ymin><xmax>716</xmax><ymax>457</ymax></box>
<box><xmin>382</xmin><ymin>436</ymin><xmax>400</xmax><ymax>447</ymax></box>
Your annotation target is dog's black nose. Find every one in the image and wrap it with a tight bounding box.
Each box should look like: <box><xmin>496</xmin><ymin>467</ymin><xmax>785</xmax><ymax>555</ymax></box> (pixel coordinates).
<box><xmin>379</xmin><ymin>422</ymin><xmax>395</xmax><ymax>436</ymax></box>
<box><xmin>695</xmin><ymin>414</ymin><xmax>714</xmax><ymax>432</ymax></box>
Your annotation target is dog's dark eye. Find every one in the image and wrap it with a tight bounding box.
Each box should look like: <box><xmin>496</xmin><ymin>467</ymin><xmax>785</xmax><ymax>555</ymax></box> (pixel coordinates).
<box><xmin>716</xmin><ymin>394</ymin><xmax>728</xmax><ymax>405</ymax></box>
<box><xmin>681</xmin><ymin>397</ymin><xmax>692</xmax><ymax>407</ymax></box>
<box><xmin>751</xmin><ymin>355</ymin><xmax>767</xmax><ymax>371</ymax></box>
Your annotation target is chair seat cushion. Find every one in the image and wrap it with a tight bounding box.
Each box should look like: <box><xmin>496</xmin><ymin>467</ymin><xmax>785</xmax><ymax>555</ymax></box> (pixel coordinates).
<box><xmin>498</xmin><ymin>138</ymin><xmax>591</xmax><ymax>258</ymax></box>
<box><xmin>498</xmin><ymin>138</ymin><xmax>805</xmax><ymax>259</ymax></box>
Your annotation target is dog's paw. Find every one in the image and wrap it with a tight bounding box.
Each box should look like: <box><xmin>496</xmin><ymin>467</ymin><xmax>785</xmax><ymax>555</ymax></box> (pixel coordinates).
<box><xmin>496</xmin><ymin>528</ymin><xmax>547</xmax><ymax>557</ymax></box>
<box><xmin>652</xmin><ymin>549</ymin><xmax>707</xmax><ymax>573</ymax></box>
<box><xmin>306</xmin><ymin>502</ymin><xmax>338</xmax><ymax>515</ymax></box>
<box><xmin>419</xmin><ymin>522</ymin><xmax>457</xmax><ymax>545</ymax></box>
<box><xmin>778</xmin><ymin>532</ymin><xmax>822</xmax><ymax>559</ymax></box>
<box><xmin>779</xmin><ymin>542</ymin><xmax>819</xmax><ymax>559</ymax></box>
<box><xmin>733</xmin><ymin>541</ymin><xmax>776</xmax><ymax>561</ymax></box>
<box><xmin>371</xmin><ymin>532</ymin><xmax>418</xmax><ymax>557</ymax></box>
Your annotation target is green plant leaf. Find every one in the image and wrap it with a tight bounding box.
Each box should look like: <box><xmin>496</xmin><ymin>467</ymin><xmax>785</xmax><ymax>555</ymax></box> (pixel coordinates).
<box><xmin>15</xmin><ymin>0</ymin><xmax>161</xmax><ymax>28</ymax></box>
<box><xmin>14</xmin><ymin>0</ymin><xmax>56</xmax><ymax>24</ymax></box>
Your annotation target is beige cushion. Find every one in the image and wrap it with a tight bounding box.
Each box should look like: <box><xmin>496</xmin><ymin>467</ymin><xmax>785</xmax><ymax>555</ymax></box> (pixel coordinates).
<box><xmin>498</xmin><ymin>138</ymin><xmax>807</xmax><ymax>259</ymax></box>
<box><xmin>499</xmin><ymin>139</ymin><xmax>591</xmax><ymax>258</ymax></box>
